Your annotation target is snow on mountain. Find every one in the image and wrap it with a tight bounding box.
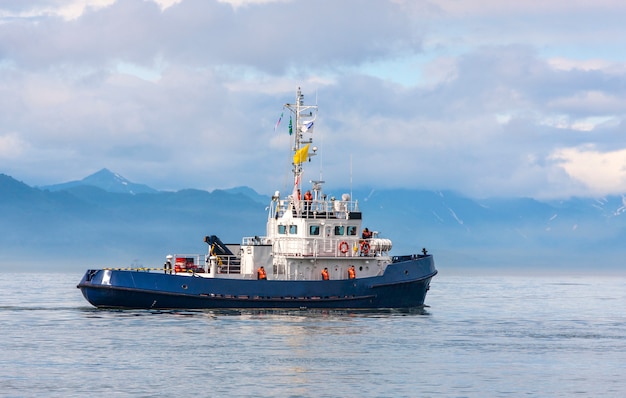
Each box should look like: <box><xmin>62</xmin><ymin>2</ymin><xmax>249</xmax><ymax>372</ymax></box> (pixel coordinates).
<box><xmin>41</xmin><ymin>168</ymin><xmax>158</xmax><ymax>194</ymax></box>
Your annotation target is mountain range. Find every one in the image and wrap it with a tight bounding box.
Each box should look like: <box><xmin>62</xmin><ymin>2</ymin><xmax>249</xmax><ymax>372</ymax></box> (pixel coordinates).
<box><xmin>1</xmin><ymin>168</ymin><xmax>624</xmax><ymax>272</ymax></box>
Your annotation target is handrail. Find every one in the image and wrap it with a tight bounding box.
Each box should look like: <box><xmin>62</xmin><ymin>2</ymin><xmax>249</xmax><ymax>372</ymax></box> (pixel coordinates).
<box><xmin>271</xmin><ymin>198</ymin><xmax>360</xmax><ymax>219</ymax></box>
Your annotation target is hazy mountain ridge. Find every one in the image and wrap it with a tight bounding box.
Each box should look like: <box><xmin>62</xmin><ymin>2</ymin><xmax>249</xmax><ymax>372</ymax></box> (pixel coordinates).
<box><xmin>40</xmin><ymin>168</ymin><xmax>158</xmax><ymax>194</ymax></box>
<box><xmin>1</xmin><ymin>172</ymin><xmax>266</xmax><ymax>269</ymax></box>
<box><xmin>1</xmin><ymin>171</ymin><xmax>624</xmax><ymax>271</ymax></box>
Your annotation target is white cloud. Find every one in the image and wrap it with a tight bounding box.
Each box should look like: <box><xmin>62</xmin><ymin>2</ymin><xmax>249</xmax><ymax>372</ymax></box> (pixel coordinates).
<box><xmin>547</xmin><ymin>57</ymin><xmax>615</xmax><ymax>72</ymax></box>
<box><xmin>1</xmin><ymin>0</ymin><xmax>626</xmax><ymax>199</ymax></box>
<box><xmin>0</xmin><ymin>1</ymin><xmax>116</xmax><ymax>21</ymax></box>
<box><xmin>550</xmin><ymin>145</ymin><xmax>626</xmax><ymax>196</ymax></box>
<box><xmin>217</xmin><ymin>0</ymin><xmax>286</xmax><ymax>7</ymax></box>
<box><xmin>539</xmin><ymin>114</ymin><xmax>620</xmax><ymax>132</ymax></box>
<box><xmin>547</xmin><ymin>91</ymin><xmax>625</xmax><ymax>115</ymax></box>
<box><xmin>0</xmin><ymin>132</ymin><xmax>28</xmax><ymax>158</ymax></box>
<box><xmin>429</xmin><ymin>0</ymin><xmax>626</xmax><ymax>15</ymax></box>
<box><xmin>0</xmin><ymin>0</ymin><xmax>187</xmax><ymax>21</ymax></box>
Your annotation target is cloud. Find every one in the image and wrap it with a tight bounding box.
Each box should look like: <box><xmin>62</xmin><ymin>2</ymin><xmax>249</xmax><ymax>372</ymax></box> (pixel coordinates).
<box><xmin>0</xmin><ymin>0</ymin><xmax>423</xmax><ymax>75</ymax></box>
<box><xmin>0</xmin><ymin>0</ymin><xmax>625</xmax><ymax>199</ymax></box>
<box><xmin>0</xmin><ymin>132</ymin><xmax>28</xmax><ymax>158</ymax></box>
<box><xmin>550</xmin><ymin>145</ymin><xmax>626</xmax><ymax>196</ymax></box>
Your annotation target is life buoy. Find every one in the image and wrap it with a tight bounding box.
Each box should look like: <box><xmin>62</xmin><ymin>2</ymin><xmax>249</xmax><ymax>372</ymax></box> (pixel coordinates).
<box><xmin>360</xmin><ymin>241</ymin><xmax>370</xmax><ymax>255</ymax></box>
<box><xmin>339</xmin><ymin>241</ymin><xmax>349</xmax><ymax>253</ymax></box>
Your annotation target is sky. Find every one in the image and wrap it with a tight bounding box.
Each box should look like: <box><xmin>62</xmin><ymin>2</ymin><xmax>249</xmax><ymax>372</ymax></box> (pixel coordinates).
<box><xmin>1</xmin><ymin>0</ymin><xmax>626</xmax><ymax>199</ymax></box>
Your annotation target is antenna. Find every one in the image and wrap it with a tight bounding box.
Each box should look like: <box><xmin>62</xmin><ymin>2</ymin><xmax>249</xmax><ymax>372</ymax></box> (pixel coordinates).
<box><xmin>284</xmin><ymin>87</ymin><xmax>318</xmax><ymax>200</ymax></box>
<box><xmin>317</xmin><ymin>89</ymin><xmax>322</xmax><ymax>182</ymax></box>
<box><xmin>318</xmin><ymin>135</ymin><xmax>323</xmax><ymax>183</ymax></box>
<box><xmin>350</xmin><ymin>154</ymin><xmax>353</xmax><ymax>201</ymax></box>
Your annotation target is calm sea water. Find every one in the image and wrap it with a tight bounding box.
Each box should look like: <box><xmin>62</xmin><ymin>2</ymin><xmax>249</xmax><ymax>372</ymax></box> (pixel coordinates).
<box><xmin>1</xmin><ymin>271</ymin><xmax>625</xmax><ymax>397</ymax></box>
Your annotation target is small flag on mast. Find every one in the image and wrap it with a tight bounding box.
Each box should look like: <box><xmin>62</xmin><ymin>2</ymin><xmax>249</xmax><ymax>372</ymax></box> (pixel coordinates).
<box><xmin>301</xmin><ymin>121</ymin><xmax>314</xmax><ymax>133</ymax></box>
<box><xmin>274</xmin><ymin>112</ymin><xmax>283</xmax><ymax>132</ymax></box>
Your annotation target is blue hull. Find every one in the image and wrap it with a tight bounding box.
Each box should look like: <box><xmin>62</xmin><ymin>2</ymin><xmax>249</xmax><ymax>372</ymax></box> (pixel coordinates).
<box><xmin>77</xmin><ymin>255</ymin><xmax>437</xmax><ymax>310</ymax></box>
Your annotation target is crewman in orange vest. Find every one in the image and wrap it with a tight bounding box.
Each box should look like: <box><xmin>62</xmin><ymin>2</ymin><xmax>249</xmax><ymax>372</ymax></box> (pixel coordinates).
<box><xmin>321</xmin><ymin>267</ymin><xmax>329</xmax><ymax>280</ymax></box>
<box><xmin>257</xmin><ymin>266</ymin><xmax>267</xmax><ymax>280</ymax></box>
<box><xmin>304</xmin><ymin>190</ymin><xmax>313</xmax><ymax>212</ymax></box>
<box><xmin>348</xmin><ymin>265</ymin><xmax>356</xmax><ymax>279</ymax></box>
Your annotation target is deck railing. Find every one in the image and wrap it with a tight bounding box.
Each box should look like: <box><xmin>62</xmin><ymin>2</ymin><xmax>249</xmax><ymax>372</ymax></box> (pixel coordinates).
<box><xmin>170</xmin><ymin>253</ymin><xmax>241</xmax><ymax>274</ymax></box>
<box><xmin>270</xmin><ymin>199</ymin><xmax>360</xmax><ymax>220</ymax></box>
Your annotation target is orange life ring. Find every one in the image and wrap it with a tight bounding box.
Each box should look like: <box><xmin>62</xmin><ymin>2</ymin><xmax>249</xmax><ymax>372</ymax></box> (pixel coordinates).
<box><xmin>360</xmin><ymin>241</ymin><xmax>370</xmax><ymax>255</ymax></box>
<box><xmin>339</xmin><ymin>241</ymin><xmax>349</xmax><ymax>253</ymax></box>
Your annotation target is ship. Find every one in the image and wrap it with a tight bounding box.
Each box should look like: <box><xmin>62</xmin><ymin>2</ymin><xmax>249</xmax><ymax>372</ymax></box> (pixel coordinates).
<box><xmin>77</xmin><ymin>87</ymin><xmax>437</xmax><ymax>310</ymax></box>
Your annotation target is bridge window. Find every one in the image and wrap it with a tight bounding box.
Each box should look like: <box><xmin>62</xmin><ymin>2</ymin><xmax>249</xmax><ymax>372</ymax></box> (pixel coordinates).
<box><xmin>334</xmin><ymin>226</ymin><xmax>344</xmax><ymax>235</ymax></box>
<box><xmin>347</xmin><ymin>226</ymin><xmax>357</xmax><ymax>236</ymax></box>
<box><xmin>289</xmin><ymin>225</ymin><xmax>298</xmax><ymax>234</ymax></box>
<box><xmin>278</xmin><ymin>225</ymin><xmax>286</xmax><ymax>234</ymax></box>
<box><xmin>309</xmin><ymin>225</ymin><xmax>320</xmax><ymax>236</ymax></box>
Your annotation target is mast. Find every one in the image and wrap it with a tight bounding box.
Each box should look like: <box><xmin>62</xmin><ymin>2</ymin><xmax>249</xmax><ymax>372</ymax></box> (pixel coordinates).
<box><xmin>285</xmin><ymin>87</ymin><xmax>318</xmax><ymax>196</ymax></box>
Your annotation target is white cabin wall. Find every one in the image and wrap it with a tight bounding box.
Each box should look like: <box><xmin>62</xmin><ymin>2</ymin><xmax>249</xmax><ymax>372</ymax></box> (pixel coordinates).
<box><xmin>240</xmin><ymin>245</ymin><xmax>273</xmax><ymax>276</ymax></box>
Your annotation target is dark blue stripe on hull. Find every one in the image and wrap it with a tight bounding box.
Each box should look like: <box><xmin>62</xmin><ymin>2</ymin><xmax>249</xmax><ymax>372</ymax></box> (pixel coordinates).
<box><xmin>79</xmin><ymin>285</ymin><xmax>376</xmax><ymax>309</ymax></box>
<box><xmin>79</xmin><ymin>277</ymin><xmax>433</xmax><ymax>309</ymax></box>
